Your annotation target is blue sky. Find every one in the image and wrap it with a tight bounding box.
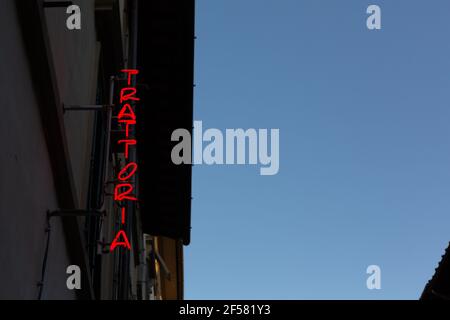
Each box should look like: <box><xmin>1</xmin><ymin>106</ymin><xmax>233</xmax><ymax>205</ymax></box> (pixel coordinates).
<box><xmin>185</xmin><ymin>0</ymin><xmax>450</xmax><ymax>299</ymax></box>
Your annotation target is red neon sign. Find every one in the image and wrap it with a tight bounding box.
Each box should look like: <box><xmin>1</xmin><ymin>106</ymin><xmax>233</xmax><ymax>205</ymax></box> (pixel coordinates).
<box><xmin>110</xmin><ymin>69</ymin><xmax>140</xmax><ymax>252</ymax></box>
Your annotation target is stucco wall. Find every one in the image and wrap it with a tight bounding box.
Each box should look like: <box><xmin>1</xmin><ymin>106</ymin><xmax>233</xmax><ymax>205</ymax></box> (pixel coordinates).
<box><xmin>45</xmin><ymin>0</ymin><xmax>98</xmax><ymax>208</ymax></box>
<box><xmin>0</xmin><ymin>0</ymin><xmax>76</xmax><ymax>300</ymax></box>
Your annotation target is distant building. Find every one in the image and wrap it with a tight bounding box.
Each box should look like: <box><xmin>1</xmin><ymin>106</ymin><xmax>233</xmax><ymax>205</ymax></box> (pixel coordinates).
<box><xmin>421</xmin><ymin>243</ymin><xmax>450</xmax><ymax>300</ymax></box>
<box><xmin>0</xmin><ymin>0</ymin><xmax>194</xmax><ymax>300</ymax></box>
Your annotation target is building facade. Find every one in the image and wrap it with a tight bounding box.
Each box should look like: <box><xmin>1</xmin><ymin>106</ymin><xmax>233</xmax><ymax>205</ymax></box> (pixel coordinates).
<box><xmin>0</xmin><ymin>0</ymin><xmax>194</xmax><ymax>300</ymax></box>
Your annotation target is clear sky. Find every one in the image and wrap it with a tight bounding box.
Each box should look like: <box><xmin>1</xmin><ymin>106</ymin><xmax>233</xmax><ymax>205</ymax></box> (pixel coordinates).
<box><xmin>185</xmin><ymin>0</ymin><xmax>450</xmax><ymax>299</ymax></box>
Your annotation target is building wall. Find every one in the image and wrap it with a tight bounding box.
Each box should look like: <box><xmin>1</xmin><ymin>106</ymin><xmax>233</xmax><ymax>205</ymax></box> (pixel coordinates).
<box><xmin>0</xmin><ymin>0</ymin><xmax>188</xmax><ymax>300</ymax></box>
<box><xmin>45</xmin><ymin>0</ymin><xmax>99</xmax><ymax>207</ymax></box>
<box><xmin>154</xmin><ymin>237</ymin><xmax>184</xmax><ymax>300</ymax></box>
<box><xmin>0</xmin><ymin>0</ymin><xmax>76</xmax><ymax>300</ymax></box>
